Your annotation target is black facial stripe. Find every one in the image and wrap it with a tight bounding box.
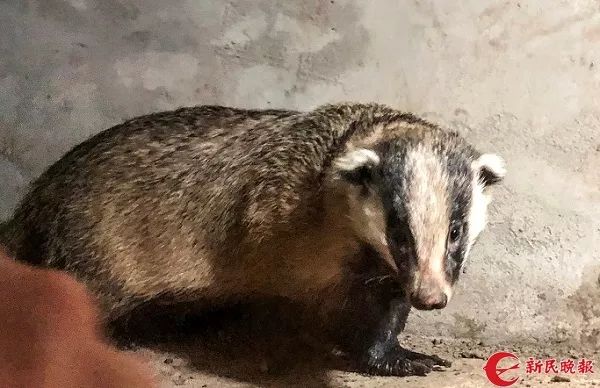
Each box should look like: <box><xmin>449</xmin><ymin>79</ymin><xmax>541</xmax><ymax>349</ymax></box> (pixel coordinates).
<box><xmin>444</xmin><ymin>152</ymin><xmax>474</xmax><ymax>284</ymax></box>
<box><xmin>340</xmin><ymin>164</ymin><xmax>375</xmax><ymax>187</ymax></box>
<box><xmin>377</xmin><ymin>145</ymin><xmax>417</xmax><ymax>278</ymax></box>
<box><xmin>384</xmin><ymin>199</ymin><xmax>416</xmax><ymax>272</ymax></box>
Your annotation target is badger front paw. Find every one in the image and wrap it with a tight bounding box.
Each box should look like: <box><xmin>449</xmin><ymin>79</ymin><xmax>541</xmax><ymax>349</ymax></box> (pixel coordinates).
<box><xmin>362</xmin><ymin>348</ymin><xmax>451</xmax><ymax>377</ymax></box>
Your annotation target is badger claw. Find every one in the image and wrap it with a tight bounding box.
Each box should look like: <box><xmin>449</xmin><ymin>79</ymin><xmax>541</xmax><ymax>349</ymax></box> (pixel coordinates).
<box><xmin>402</xmin><ymin>348</ymin><xmax>452</xmax><ymax>368</ymax></box>
<box><xmin>361</xmin><ymin>348</ymin><xmax>451</xmax><ymax>377</ymax></box>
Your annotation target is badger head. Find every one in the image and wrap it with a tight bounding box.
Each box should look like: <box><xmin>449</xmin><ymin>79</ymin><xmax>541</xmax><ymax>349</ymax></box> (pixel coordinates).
<box><xmin>333</xmin><ymin>127</ymin><xmax>506</xmax><ymax>310</ymax></box>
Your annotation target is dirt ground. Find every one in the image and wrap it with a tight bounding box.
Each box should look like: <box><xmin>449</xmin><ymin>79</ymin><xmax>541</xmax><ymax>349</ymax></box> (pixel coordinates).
<box><xmin>126</xmin><ymin>334</ymin><xmax>599</xmax><ymax>387</ymax></box>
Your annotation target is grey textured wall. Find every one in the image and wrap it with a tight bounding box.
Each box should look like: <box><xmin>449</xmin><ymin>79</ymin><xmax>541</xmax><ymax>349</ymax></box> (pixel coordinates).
<box><xmin>1</xmin><ymin>0</ymin><xmax>598</xmax><ymax>347</ymax></box>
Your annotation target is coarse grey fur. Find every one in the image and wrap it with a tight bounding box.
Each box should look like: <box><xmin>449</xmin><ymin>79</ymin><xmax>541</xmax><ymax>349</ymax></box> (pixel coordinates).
<box><xmin>0</xmin><ymin>102</ymin><xmax>505</xmax><ymax>376</ymax></box>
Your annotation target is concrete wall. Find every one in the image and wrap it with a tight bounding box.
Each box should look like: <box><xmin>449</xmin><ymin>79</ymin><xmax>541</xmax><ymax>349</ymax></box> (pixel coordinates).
<box><xmin>1</xmin><ymin>0</ymin><xmax>598</xmax><ymax>347</ymax></box>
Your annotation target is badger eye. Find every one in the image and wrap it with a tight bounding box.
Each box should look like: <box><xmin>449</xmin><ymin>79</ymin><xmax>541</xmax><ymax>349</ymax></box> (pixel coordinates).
<box><xmin>449</xmin><ymin>223</ymin><xmax>463</xmax><ymax>244</ymax></box>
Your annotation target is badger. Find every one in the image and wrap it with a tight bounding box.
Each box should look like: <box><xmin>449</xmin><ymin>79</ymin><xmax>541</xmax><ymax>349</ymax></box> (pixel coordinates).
<box><xmin>1</xmin><ymin>103</ymin><xmax>505</xmax><ymax>377</ymax></box>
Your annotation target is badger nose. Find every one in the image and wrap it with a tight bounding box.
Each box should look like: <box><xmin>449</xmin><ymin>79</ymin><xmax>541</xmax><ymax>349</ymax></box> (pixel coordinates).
<box><xmin>431</xmin><ymin>293</ymin><xmax>448</xmax><ymax>309</ymax></box>
<box><xmin>410</xmin><ymin>292</ymin><xmax>448</xmax><ymax>310</ymax></box>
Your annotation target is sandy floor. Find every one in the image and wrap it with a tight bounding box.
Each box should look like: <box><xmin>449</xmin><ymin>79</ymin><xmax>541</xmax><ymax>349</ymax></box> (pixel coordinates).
<box><xmin>127</xmin><ymin>335</ymin><xmax>599</xmax><ymax>387</ymax></box>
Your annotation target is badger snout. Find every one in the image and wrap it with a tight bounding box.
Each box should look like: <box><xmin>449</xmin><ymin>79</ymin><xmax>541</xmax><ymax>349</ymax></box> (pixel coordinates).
<box><xmin>410</xmin><ymin>291</ymin><xmax>447</xmax><ymax>310</ymax></box>
<box><xmin>409</xmin><ymin>277</ymin><xmax>450</xmax><ymax>310</ymax></box>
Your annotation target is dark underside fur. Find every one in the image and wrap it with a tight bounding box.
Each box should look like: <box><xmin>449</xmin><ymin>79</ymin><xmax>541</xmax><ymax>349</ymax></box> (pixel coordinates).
<box><xmin>0</xmin><ymin>103</ymin><xmax>475</xmax><ymax>377</ymax></box>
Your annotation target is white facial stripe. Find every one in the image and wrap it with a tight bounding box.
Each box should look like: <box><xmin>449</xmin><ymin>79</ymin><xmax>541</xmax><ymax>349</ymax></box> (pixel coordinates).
<box><xmin>404</xmin><ymin>147</ymin><xmax>451</xmax><ymax>290</ymax></box>
<box><xmin>445</xmin><ymin>285</ymin><xmax>454</xmax><ymax>301</ymax></box>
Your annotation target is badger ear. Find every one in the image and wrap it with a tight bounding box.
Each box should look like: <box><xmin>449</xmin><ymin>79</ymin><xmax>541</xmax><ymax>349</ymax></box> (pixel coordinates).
<box><xmin>474</xmin><ymin>153</ymin><xmax>506</xmax><ymax>187</ymax></box>
<box><xmin>333</xmin><ymin>148</ymin><xmax>380</xmax><ymax>185</ymax></box>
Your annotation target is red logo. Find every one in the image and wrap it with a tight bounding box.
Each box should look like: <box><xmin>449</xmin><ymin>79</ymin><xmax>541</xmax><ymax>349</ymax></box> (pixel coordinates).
<box><xmin>483</xmin><ymin>352</ymin><xmax>595</xmax><ymax>386</ymax></box>
<box><xmin>483</xmin><ymin>351</ymin><xmax>520</xmax><ymax>386</ymax></box>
